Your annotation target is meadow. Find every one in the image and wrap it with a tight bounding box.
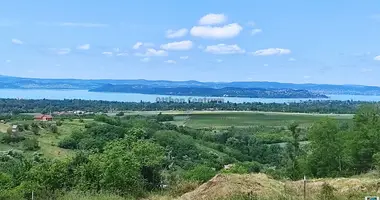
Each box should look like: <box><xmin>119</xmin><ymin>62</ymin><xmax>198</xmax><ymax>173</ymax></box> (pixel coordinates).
<box><xmin>168</xmin><ymin>111</ymin><xmax>353</xmax><ymax>129</ymax></box>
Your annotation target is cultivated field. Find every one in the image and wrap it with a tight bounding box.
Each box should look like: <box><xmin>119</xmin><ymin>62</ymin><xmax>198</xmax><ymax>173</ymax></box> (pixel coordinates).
<box><xmin>168</xmin><ymin>111</ymin><xmax>352</xmax><ymax>129</ymax></box>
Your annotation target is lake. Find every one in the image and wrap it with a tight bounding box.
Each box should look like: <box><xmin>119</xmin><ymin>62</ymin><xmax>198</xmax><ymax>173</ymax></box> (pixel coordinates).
<box><xmin>1</xmin><ymin>89</ymin><xmax>380</xmax><ymax>103</ymax></box>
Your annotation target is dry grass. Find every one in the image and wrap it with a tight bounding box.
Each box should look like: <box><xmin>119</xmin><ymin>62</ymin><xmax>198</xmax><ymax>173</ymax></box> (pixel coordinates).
<box><xmin>147</xmin><ymin>173</ymin><xmax>380</xmax><ymax>200</ymax></box>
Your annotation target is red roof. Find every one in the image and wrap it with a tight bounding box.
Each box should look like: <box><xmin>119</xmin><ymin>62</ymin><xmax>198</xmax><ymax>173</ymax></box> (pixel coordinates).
<box><xmin>34</xmin><ymin>114</ymin><xmax>53</xmax><ymax>119</ymax></box>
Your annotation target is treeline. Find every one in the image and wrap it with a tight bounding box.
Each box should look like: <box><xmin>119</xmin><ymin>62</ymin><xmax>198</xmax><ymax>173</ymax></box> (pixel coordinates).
<box><xmin>0</xmin><ymin>98</ymin><xmax>372</xmax><ymax>114</ymax></box>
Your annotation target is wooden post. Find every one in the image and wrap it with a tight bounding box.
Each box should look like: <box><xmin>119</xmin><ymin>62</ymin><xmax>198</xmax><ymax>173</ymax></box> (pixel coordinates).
<box><xmin>303</xmin><ymin>175</ymin><xmax>306</xmax><ymax>200</ymax></box>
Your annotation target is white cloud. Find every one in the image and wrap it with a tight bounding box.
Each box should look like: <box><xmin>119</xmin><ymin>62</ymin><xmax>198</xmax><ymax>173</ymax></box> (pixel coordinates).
<box><xmin>102</xmin><ymin>51</ymin><xmax>113</xmax><ymax>56</ymax></box>
<box><xmin>216</xmin><ymin>59</ymin><xmax>223</xmax><ymax>63</ymax></box>
<box><xmin>133</xmin><ymin>42</ymin><xmax>143</xmax><ymax>49</ymax></box>
<box><xmin>199</xmin><ymin>13</ymin><xmax>227</xmax><ymax>25</ymax></box>
<box><xmin>160</xmin><ymin>40</ymin><xmax>193</xmax><ymax>51</ymax></box>
<box><xmin>141</xmin><ymin>57</ymin><xmax>150</xmax><ymax>62</ymax></box>
<box><xmin>59</xmin><ymin>22</ymin><xmax>108</xmax><ymax>28</ymax></box>
<box><xmin>374</xmin><ymin>55</ymin><xmax>380</xmax><ymax>61</ymax></box>
<box><xmin>77</xmin><ymin>44</ymin><xmax>90</xmax><ymax>50</ymax></box>
<box><xmin>51</xmin><ymin>48</ymin><xmax>71</xmax><ymax>55</ymax></box>
<box><xmin>133</xmin><ymin>42</ymin><xmax>154</xmax><ymax>49</ymax></box>
<box><xmin>135</xmin><ymin>48</ymin><xmax>168</xmax><ymax>57</ymax></box>
<box><xmin>263</xmin><ymin>64</ymin><xmax>269</xmax><ymax>67</ymax></box>
<box><xmin>288</xmin><ymin>57</ymin><xmax>296</xmax><ymax>61</ymax></box>
<box><xmin>251</xmin><ymin>29</ymin><xmax>262</xmax><ymax>35</ymax></box>
<box><xmin>166</xmin><ymin>28</ymin><xmax>188</xmax><ymax>38</ymax></box>
<box><xmin>180</xmin><ymin>56</ymin><xmax>189</xmax><ymax>60</ymax></box>
<box><xmin>165</xmin><ymin>60</ymin><xmax>176</xmax><ymax>64</ymax></box>
<box><xmin>190</xmin><ymin>23</ymin><xmax>243</xmax><ymax>39</ymax></box>
<box><xmin>116</xmin><ymin>53</ymin><xmax>128</xmax><ymax>56</ymax></box>
<box><xmin>11</xmin><ymin>39</ymin><xmax>23</xmax><ymax>45</ymax></box>
<box><xmin>204</xmin><ymin>44</ymin><xmax>245</xmax><ymax>54</ymax></box>
<box><xmin>252</xmin><ymin>48</ymin><xmax>291</xmax><ymax>56</ymax></box>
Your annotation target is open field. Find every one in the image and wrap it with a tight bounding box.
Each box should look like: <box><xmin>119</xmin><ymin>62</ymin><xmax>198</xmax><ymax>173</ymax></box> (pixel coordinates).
<box><xmin>0</xmin><ymin>119</ymin><xmax>87</xmax><ymax>158</ymax></box>
<box><xmin>168</xmin><ymin>111</ymin><xmax>352</xmax><ymax>129</ymax></box>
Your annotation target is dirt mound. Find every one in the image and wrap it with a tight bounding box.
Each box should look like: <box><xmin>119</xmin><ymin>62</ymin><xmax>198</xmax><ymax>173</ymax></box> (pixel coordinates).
<box><xmin>179</xmin><ymin>173</ymin><xmax>380</xmax><ymax>200</ymax></box>
<box><xmin>179</xmin><ymin>173</ymin><xmax>284</xmax><ymax>200</ymax></box>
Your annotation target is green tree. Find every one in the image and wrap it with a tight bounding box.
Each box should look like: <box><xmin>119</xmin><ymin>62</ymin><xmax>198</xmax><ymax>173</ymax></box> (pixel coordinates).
<box><xmin>285</xmin><ymin>122</ymin><xmax>302</xmax><ymax>180</ymax></box>
<box><xmin>307</xmin><ymin>118</ymin><xmax>343</xmax><ymax>177</ymax></box>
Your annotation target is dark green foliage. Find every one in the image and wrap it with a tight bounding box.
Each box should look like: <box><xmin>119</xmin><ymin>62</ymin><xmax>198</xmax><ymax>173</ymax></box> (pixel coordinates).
<box><xmin>1</xmin><ymin>134</ymin><xmax>25</xmax><ymax>144</ymax></box>
<box><xmin>156</xmin><ymin>112</ymin><xmax>174</xmax><ymax>122</ymax></box>
<box><xmin>58</xmin><ymin>137</ymin><xmax>78</xmax><ymax>149</ymax></box>
<box><xmin>115</xmin><ymin>111</ymin><xmax>124</xmax><ymax>116</ymax></box>
<box><xmin>22</xmin><ymin>138</ymin><xmax>40</xmax><ymax>151</ymax></box>
<box><xmin>0</xmin><ymin>98</ymin><xmax>370</xmax><ymax>114</ymax></box>
<box><xmin>184</xmin><ymin>165</ymin><xmax>216</xmax><ymax>182</ymax></box>
<box><xmin>50</xmin><ymin>124</ymin><xmax>58</xmax><ymax>133</ymax></box>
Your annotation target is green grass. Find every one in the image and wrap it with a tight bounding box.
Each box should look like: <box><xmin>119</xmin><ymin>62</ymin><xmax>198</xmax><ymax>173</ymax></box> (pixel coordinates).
<box><xmin>0</xmin><ymin>120</ymin><xmax>88</xmax><ymax>159</ymax></box>
<box><xmin>172</xmin><ymin>112</ymin><xmax>352</xmax><ymax>129</ymax></box>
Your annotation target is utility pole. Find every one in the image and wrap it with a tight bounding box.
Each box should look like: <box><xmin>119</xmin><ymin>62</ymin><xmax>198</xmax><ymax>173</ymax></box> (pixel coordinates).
<box><xmin>31</xmin><ymin>191</ymin><xmax>34</xmax><ymax>200</ymax></box>
<box><xmin>303</xmin><ymin>175</ymin><xmax>306</xmax><ymax>200</ymax></box>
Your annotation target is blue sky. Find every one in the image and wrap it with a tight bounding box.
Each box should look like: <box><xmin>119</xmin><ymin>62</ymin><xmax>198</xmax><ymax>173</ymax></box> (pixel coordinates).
<box><xmin>1</xmin><ymin>0</ymin><xmax>380</xmax><ymax>85</ymax></box>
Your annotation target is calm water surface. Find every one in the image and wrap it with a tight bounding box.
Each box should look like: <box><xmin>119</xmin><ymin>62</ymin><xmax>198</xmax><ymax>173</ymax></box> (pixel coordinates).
<box><xmin>1</xmin><ymin>89</ymin><xmax>380</xmax><ymax>103</ymax></box>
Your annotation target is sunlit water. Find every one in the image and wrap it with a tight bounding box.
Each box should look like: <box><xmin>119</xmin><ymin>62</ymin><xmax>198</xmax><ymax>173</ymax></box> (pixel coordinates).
<box><xmin>1</xmin><ymin>89</ymin><xmax>380</xmax><ymax>103</ymax></box>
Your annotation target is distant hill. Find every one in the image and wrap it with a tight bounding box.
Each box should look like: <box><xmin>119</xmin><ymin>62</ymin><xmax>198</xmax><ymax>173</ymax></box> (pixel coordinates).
<box><xmin>89</xmin><ymin>84</ymin><xmax>328</xmax><ymax>99</ymax></box>
<box><xmin>1</xmin><ymin>75</ymin><xmax>380</xmax><ymax>95</ymax></box>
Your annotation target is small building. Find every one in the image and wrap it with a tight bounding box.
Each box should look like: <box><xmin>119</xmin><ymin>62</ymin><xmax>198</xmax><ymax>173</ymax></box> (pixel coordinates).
<box><xmin>34</xmin><ymin>114</ymin><xmax>53</xmax><ymax>121</ymax></box>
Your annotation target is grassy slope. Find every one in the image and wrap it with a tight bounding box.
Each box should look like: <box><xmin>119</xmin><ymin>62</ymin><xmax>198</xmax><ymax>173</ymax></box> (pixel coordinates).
<box><xmin>0</xmin><ymin>120</ymin><xmax>87</xmax><ymax>159</ymax></box>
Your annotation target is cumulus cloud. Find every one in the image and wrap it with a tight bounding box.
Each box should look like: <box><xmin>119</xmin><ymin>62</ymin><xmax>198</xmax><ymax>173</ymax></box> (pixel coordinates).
<box><xmin>116</xmin><ymin>52</ymin><xmax>128</xmax><ymax>56</ymax></box>
<box><xmin>160</xmin><ymin>40</ymin><xmax>193</xmax><ymax>51</ymax></box>
<box><xmin>50</xmin><ymin>48</ymin><xmax>71</xmax><ymax>55</ymax></box>
<box><xmin>180</xmin><ymin>56</ymin><xmax>189</xmax><ymax>60</ymax></box>
<box><xmin>204</xmin><ymin>44</ymin><xmax>245</xmax><ymax>54</ymax></box>
<box><xmin>133</xmin><ymin>42</ymin><xmax>143</xmax><ymax>49</ymax></box>
<box><xmin>199</xmin><ymin>13</ymin><xmax>227</xmax><ymax>25</ymax></box>
<box><xmin>11</xmin><ymin>39</ymin><xmax>23</xmax><ymax>45</ymax></box>
<box><xmin>374</xmin><ymin>55</ymin><xmax>380</xmax><ymax>61</ymax></box>
<box><xmin>59</xmin><ymin>22</ymin><xmax>108</xmax><ymax>28</ymax></box>
<box><xmin>77</xmin><ymin>44</ymin><xmax>90</xmax><ymax>50</ymax></box>
<box><xmin>141</xmin><ymin>57</ymin><xmax>150</xmax><ymax>62</ymax></box>
<box><xmin>165</xmin><ymin>60</ymin><xmax>176</xmax><ymax>64</ymax></box>
<box><xmin>252</xmin><ymin>48</ymin><xmax>291</xmax><ymax>56</ymax></box>
<box><xmin>190</xmin><ymin>23</ymin><xmax>242</xmax><ymax>39</ymax></box>
<box><xmin>251</xmin><ymin>29</ymin><xmax>262</xmax><ymax>35</ymax></box>
<box><xmin>166</xmin><ymin>28</ymin><xmax>188</xmax><ymax>38</ymax></box>
<box><xmin>135</xmin><ymin>48</ymin><xmax>168</xmax><ymax>57</ymax></box>
<box><xmin>102</xmin><ymin>51</ymin><xmax>113</xmax><ymax>56</ymax></box>
<box><xmin>133</xmin><ymin>42</ymin><xmax>154</xmax><ymax>49</ymax></box>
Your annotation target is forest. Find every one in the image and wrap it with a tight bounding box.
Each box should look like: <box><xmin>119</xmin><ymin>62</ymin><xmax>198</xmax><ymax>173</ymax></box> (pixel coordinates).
<box><xmin>1</xmin><ymin>102</ymin><xmax>380</xmax><ymax>199</ymax></box>
<box><xmin>0</xmin><ymin>98</ymin><xmax>370</xmax><ymax>114</ymax></box>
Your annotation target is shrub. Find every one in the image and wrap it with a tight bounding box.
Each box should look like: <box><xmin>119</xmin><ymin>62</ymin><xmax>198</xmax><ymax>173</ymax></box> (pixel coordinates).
<box><xmin>23</xmin><ymin>137</ymin><xmax>40</xmax><ymax>151</ymax></box>
<box><xmin>1</xmin><ymin>134</ymin><xmax>25</xmax><ymax>144</ymax></box>
<box><xmin>58</xmin><ymin>137</ymin><xmax>78</xmax><ymax>149</ymax></box>
<box><xmin>184</xmin><ymin>165</ymin><xmax>216</xmax><ymax>182</ymax></box>
<box><xmin>50</xmin><ymin>124</ymin><xmax>58</xmax><ymax>133</ymax></box>
<box><xmin>116</xmin><ymin>112</ymin><xmax>125</xmax><ymax>117</ymax></box>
